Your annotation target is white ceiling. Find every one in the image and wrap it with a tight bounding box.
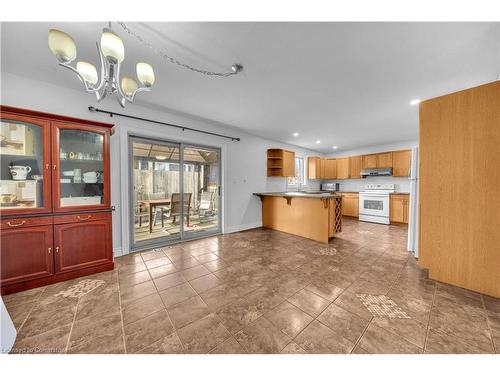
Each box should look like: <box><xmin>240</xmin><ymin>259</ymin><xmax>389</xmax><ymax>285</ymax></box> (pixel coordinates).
<box><xmin>1</xmin><ymin>22</ymin><xmax>499</xmax><ymax>151</ymax></box>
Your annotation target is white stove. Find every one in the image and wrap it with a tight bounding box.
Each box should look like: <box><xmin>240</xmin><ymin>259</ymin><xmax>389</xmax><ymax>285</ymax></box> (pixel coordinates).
<box><xmin>358</xmin><ymin>184</ymin><xmax>395</xmax><ymax>224</ymax></box>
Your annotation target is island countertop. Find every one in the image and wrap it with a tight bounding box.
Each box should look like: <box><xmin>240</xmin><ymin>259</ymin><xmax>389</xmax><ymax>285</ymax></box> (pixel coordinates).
<box><xmin>253</xmin><ymin>192</ymin><xmax>342</xmax><ymax>199</ymax></box>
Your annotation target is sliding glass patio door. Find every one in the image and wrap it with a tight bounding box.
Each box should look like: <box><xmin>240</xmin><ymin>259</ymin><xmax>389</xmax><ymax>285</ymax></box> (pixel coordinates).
<box><xmin>181</xmin><ymin>145</ymin><xmax>220</xmax><ymax>239</ymax></box>
<box><xmin>130</xmin><ymin>136</ymin><xmax>221</xmax><ymax>250</ymax></box>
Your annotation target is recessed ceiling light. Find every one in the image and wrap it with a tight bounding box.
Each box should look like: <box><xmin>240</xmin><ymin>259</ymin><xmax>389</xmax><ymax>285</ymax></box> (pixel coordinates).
<box><xmin>293</xmin><ymin>132</ymin><xmax>299</xmax><ymax>137</ymax></box>
<box><xmin>410</xmin><ymin>99</ymin><xmax>421</xmax><ymax>106</ymax></box>
<box><xmin>332</xmin><ymin>146</ymin><xmax>338</xmax><ymax>150</ymax></box>
<box><xmin>315</xmin><ymin>140</ymin><xmax>321</xmax><ymax>144</ymax></box>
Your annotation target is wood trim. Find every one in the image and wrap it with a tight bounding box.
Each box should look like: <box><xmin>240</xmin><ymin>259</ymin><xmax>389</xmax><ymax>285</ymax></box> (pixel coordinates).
<box><xmin>0</xmin><ymin>105</ymin><xmax>114</xmax><ymax>129</ymax></box>
<box><xmin>0</xmin><ymin>111</ymin><xmax>53</xmax><ymax>216</ymax></box>
<box><xmin>51</xmin><ymin>120</ymin><xmax>111</xmax><ymax>213</ymax></box>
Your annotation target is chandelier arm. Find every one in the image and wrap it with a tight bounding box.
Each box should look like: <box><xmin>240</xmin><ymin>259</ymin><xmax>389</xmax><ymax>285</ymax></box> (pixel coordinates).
<box><xmin>114</xmin><ymin>62</ymin><xmax>133</xmax><ymax>103</ymax></box>
<box><xmin>130</xmin><ymin>87</ymin><xmax>151</xmax><ymax>102</ymax></box>
<box><xmin>92</xmin><ymin>42</ymin><xmax>108</xmax><ymax>93</ymax></box>
<box><xmin>58</xmin><ymin>63</ymin><xmax>96</xmax><ymax>93</ymax></box>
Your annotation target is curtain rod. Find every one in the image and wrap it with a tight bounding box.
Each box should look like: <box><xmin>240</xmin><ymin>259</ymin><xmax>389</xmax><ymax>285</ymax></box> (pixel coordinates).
<box><xmin>88</xmin><ymin>106</ymin><xmax>241</xmax><ymax>142</ymax></box>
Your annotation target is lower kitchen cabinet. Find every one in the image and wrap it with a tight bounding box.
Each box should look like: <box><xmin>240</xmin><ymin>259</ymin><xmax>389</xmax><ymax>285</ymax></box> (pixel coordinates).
<box><xmin>390</xmin><ymin>194</ymin><xmax>409</xmax><ymax>224</ymax></box>
<box><xmin>341</xmin><ymin>193</ymin><xmax>359</xmax><ymax>217</ymax></box>
<box><xmin>54</xmin><ymin>216</ymin><xmax>113</xmax><ymax>274</ymax></box>
<box><xmin>0</xmin><ymin>225</ymin><xmax>54</xmax><ymax>286</ymax></box>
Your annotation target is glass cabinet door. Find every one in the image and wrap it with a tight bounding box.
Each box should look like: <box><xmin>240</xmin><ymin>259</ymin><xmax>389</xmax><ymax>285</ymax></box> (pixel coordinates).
<box><xmin>53</xmin><ymin>123</ymin><xmax>109</xmax><ymax>211</ymax></box>
<box><xmin>0</xmin><ymin>113</ymin><xmax>51</xmax><ymax>214</ymax></box>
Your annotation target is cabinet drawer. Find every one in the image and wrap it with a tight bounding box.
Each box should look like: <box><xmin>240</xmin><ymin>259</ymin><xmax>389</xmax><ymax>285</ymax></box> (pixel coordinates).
<box><xmin>53</xmin><ymin>212</ymin><xmax>111</xmax><ymax>224</ymax></box>
<box><xmin>1</xmin><ymin>216</ymin><xmax>53</xmax><ymax>230</ymax></box>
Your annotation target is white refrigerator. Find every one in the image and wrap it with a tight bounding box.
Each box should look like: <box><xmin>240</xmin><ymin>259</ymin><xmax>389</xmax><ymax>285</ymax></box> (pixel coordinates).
<box><xmin>407</xmin><ymin>146</ymin><xmax>419</xmax><ymax>257</ymax></box>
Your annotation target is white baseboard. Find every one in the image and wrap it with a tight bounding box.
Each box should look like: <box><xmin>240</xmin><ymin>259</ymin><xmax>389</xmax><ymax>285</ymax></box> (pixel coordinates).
<box><xmin>113</xmin><ymin>247</ymin><xmax>123</xmax><ymax>258</ymax></box>
<box><xmin>224</xmin><ymin>221</ymin><xmax>262</xmax><ymax>234</ymax></box>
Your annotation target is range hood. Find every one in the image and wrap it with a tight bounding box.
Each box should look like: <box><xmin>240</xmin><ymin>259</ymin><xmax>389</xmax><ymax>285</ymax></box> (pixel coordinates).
<box><xmin>360</xmin><ymin>168</ymin><xmax>393</xmax><ymax>177</ymax></box>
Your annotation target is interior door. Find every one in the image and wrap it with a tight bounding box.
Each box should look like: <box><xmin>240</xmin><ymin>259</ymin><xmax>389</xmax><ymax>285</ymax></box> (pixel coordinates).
<box><xmin>182</xmin><ymin>145</ymin><xmax>221</xmax><ymax>239</ymax></box>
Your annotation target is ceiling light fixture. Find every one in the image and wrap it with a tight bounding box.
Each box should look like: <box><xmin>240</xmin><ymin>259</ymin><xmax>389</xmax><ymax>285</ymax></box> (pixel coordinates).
<box><xmin>315</xmin><ymin>140</ymin><xmax>321</xmax><ymax>144</ymax></box>
<box><xmin>332</xmin><ymin>146</ymin><xmax>338</xmax><ymax>150</ymax></box>
<box><xmin>155</xmin><ymin>155</ymin><xmax>167</xmax><ymax>161</ymax></box>
<box><xmin>293</xmin><ymin>132</ymin><xmax>299</xmax><ymax>137</ymax></box>
<box><xmin>48</xmin><ymin>24</ymin><xmax>155</xmax><ymax>107</ymax></box>
<box><xmin>410</xmin><ymin>99</ymin><xmax>421</xmax><ymax>106</ymax></box>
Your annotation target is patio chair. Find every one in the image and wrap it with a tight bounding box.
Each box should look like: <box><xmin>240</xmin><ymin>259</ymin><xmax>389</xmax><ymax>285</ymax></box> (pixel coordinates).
<box><xmin>197</xmin><ymin>191</ymin><xmax>215</xmax><ymax>221</ymax></box>
<box><xmin>160</xmin><ymin>193</ymin><xmax>192</xmax><ymax>227</ymax></box>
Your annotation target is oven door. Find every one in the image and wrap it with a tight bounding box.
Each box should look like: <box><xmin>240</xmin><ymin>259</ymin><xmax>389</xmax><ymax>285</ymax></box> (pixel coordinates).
<box><xmin>359</xmin><ymin>194</ymin><xmax>389</xmax><ymax>217</ymax></box>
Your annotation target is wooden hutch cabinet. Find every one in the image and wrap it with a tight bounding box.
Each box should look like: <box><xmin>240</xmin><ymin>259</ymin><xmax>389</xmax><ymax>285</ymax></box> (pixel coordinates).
<box><xmin>0</xmin><ymin>105</ymin><xmax>114</xmax><ymax>295</ymax></box>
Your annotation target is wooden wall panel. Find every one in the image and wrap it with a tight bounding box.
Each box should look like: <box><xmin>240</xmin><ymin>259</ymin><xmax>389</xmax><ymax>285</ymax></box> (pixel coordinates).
<box><xmin>419</xmin><ymin>81</ymin><xmax>500</xmax><ymax>298</ymax></box>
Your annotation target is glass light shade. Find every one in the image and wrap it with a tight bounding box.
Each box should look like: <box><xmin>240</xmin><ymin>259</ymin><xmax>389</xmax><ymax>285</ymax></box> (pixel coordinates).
<box><xmin>121</xmin><ymin>76</ymin><xmax>138</xmax><ymax>96</ymax></box>
<box><xmin>100</xmin><ymin>29</ymin><xmax>124</xmax><ymax>63</ymax></box>
<box><xmin>136</xmin><ymin>62</ymin><xmax>155</xmax><ymax>86</ymax></box>
<box><xmin>76</xmin><ymin>61</ymin><xmax>98</xmax><ymax>85</ymax></box>
<box><xmin>48</xmin><ymin>29</ymin><xmax>77</xmax><ymax>63</ymax></box>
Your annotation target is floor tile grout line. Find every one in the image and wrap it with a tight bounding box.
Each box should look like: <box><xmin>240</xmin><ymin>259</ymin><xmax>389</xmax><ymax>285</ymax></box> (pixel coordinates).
<box><xmin>116</xmin><ymin>270</ymin><xmax>128</xmax><ymax>354</ymax></box>
<box><xmin>422</xmin><ymin>279</ymin><xmax>437</xmax><ymax>353</ymax></box>
<box><xmin>480</xmin><ymin>293</ymin><xmax>497</xmax><ymax>353</ymax></box>
<box><xmin>63</xmin><ymin>296</ymin><xmax>81</xmax><ymax>354</ymax></box>
<box><xmin>15</xmin><ymin>286</ymin><xmax>47</xmax><ymax>336</ymax></box>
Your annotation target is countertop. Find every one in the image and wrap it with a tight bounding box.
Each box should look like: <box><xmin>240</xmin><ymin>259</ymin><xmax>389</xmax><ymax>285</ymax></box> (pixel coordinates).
<box><xmin>254</xmin><ymin>192</ymin><xmax>342</xmax><ymax>199</ymax></box>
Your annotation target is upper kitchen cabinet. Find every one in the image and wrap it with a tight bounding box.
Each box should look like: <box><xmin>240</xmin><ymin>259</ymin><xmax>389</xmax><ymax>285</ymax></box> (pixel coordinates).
<box><xmin>362</xmin><ymin>152</ymin><xmax>393</xmax><ymax>169</ymax></box>
<box><xmin>349</xmin><ymin>156</ymin><xmax>362</xmax><ymax>179</ymax></box>
<box><xmin>267</xmin><ymin>149</ymin><xmax>295</xmax><ymax>177</ymax></box>
<box><xmin>362</xmin><ymin>154</ymin><xmax>377</xmax><ymax>169</ymax></box>
<box><xmin>307</xmin><ymin>156</ymin><xmax>322</xmax><ymax>179</ymax></box>
<box><xmin>377</xmin><ymin>152</ymin><xmax>393</xmax><ymax>168</ymax></box>
<box><xmin>336</xmin><ymin>158</ymin><xmax>350</xmax><ymax>179</ymax></box>
<box><xmin>323</xmin><ymin>158</ymin><xmax>337</xmax><ymax>179</ymax></box>
<box><xmin>0</xmin><ymin>111</ymin><xmax>52</xmax><ymax>215</ymax></box>
<box><xmin>52</xmin><ymin>121</ymin><xmax>111</xmax><ymax>212</ymax></box>
<box><xmin>392</xmin><ymin>150</ymin><xmax>412</xmax><ymax>177</ymax></box>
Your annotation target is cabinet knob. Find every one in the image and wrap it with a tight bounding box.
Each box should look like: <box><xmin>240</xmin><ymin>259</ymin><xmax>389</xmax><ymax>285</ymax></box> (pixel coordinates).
<box><xmin>45</xmin><ymin>164</ymin><xmax>50</xmax><ymax>169</ymax></box>
<box><xmin>48</xmin><ymin>247</ymin><xmax>52</xmax><ymax>254</ymax></box>
<box><xmin>53</xmin><ymin>165</ymin><xmax>57</xmax><ymax>170</ymax></box>
<box><xmin>77</xmin><ymin>215</ymin><xmax>91</xmax><ymax>221</ymax></box>
<box><xmin>55</xmin><ymin>246</ymin><xmax>60</xmax><ymax>253</ymax></box>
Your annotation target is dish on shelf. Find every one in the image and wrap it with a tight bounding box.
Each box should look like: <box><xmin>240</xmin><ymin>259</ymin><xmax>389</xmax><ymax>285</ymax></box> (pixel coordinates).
<box><xmin>0</xmin><ymin>194</ymin><xmax>17</xmax><ymax>204</ymax></box>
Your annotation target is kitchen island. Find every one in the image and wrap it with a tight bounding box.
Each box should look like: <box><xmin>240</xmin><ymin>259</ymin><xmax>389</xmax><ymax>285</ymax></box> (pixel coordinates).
<box><xmin>254</xmin><ymin>192</ymin><xmax>342</xmax><ymax>243</ymax></box>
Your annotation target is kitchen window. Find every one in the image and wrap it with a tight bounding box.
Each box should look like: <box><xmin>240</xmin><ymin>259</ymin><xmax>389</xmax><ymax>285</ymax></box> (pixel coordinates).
<box><xmin>287</xmin><ymin>156</ymin><xmax>306</xmax><ymax>187</ymax></box>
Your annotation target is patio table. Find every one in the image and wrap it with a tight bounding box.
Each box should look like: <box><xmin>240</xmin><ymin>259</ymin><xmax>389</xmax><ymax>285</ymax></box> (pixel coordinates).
<box><xmin>138</xmin><ymin>199</ymin><xmax>171</xmax><ymax>233</ymax></box>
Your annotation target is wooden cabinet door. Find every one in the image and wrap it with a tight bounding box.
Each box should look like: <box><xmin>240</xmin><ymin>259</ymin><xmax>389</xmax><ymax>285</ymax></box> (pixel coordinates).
<box><xmin>349</xmin><ymin>156</ymin><xmax>362</xmax><ymax>179</ymax></box>
<box><xmin>323</xmin><ymin>159</ymin><xmax>337</xmax><ymax>179</ymax></box>
<box><xmin>51</xmin><ymin>121</ymin><xmax>111</xmax><ymax>213</ymax></box>
<box><xmin>0</xmin><ymin>110</ymin><xmax>53</xmax><ymax>215</ymax></box>
<box><xmin>319</xmin><ymin>158</ymin><xmax>325</xmax><ymax>179</ymax></box>
<box><xmin>336</xmin><ymin>158</ymin><xmax>350</xmax><ymax>179</ymax></box>
<box><xmin>377</xmin><ymin>152</ymin><xmax>393</xmax><ymax>168</ymax></box>
<box><xmin>1</xmin><ymin>225</ymin><xmax>54</xmax><ymax>286</ymax></box>
<box><xmin>392</xmin><ymin>150</ymin><xmax>411</xmax><ymax>177</ymax></box>
<box><xmin>307</xmin><ymin>157</ymin><xmax>318</xmax><ymax>179</ymax></box>
<box><xmin>390</xmin><ymin>194</ymin><xmax>409</xmax><ymax>223</ymax></box>
<box><xmin>54</xmin><ymin>216</ymin><xmax>112</xmax><ymax>274</ymax></box>
<box><xmin>362</xmin><ymin>154</ymin><xmax>377</xmax><ymax>169</ymax></box>
<box><xmin>282</xmin><ymin>150</ymin><xmax>295</xmax><ymax>177</ymax></box>
<box><xmin>342</xmin><ymin>194</ymin><xmax>359</xmax><ymax>217</ymax></box>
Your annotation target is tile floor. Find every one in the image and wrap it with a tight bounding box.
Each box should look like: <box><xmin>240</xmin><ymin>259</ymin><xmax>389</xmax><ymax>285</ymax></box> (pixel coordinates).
<box><xmin>4</xmin><ymin>219</ymin><xmax>500</xmax><ymax>354</ymax></box>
